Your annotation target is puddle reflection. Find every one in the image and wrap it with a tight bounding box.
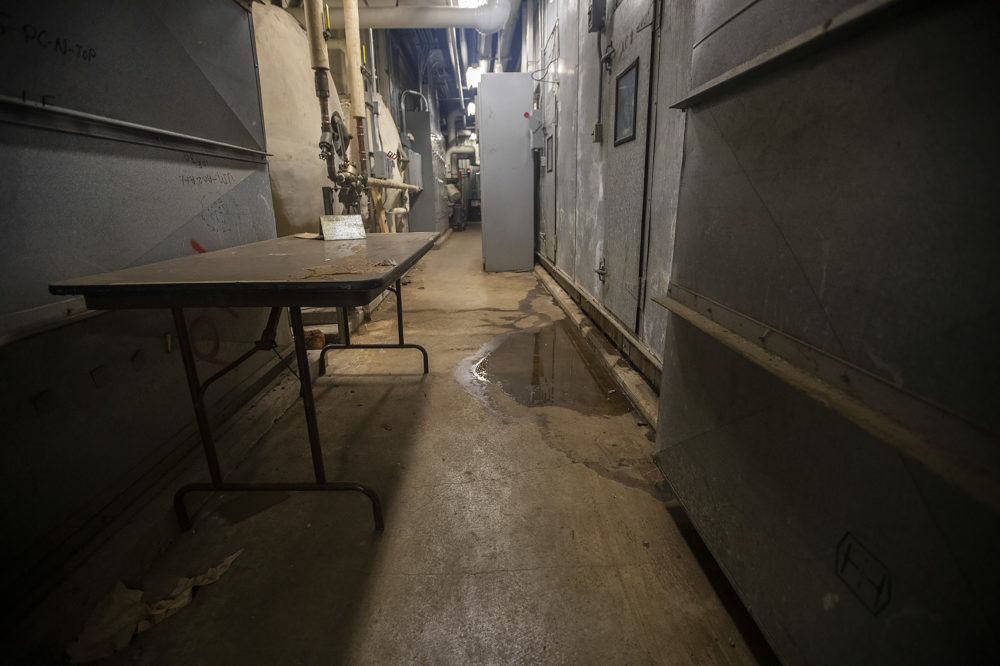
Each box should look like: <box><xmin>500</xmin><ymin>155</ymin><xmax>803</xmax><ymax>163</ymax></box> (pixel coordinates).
<box><xmin>472</xmin><ymin>319</ymin><xmax>630</xmax><ymax>415</ymax></box>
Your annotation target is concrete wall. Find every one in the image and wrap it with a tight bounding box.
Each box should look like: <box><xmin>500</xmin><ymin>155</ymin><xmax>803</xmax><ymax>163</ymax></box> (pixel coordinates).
<box><xmin>0</xmin><ymin>0</ymin><xmax>283</xmax><ymax>604</ymax></box>
<box><xmin>254</xmin><ymin>3</ymin><xmax>345</xmax><ymax>235</ymax></box>
<box><xmin>527</xmin><ymin>0</ymin><xmax>1000</xmax><ymax>661</ymax></box>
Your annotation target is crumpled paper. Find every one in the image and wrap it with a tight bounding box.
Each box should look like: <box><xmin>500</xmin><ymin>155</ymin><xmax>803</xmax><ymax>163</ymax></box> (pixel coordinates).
<box><xmin>66</xmin><ymin>549</ymin><xmax>243</xmax><ymax>663</ymax></box>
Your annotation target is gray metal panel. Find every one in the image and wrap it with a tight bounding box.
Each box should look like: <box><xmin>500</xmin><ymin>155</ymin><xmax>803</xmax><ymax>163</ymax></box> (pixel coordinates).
<box><xmin>601</xmin><ymin>0</ymin><xmax>655</xmax><ymax>329</ymax></box>
<box><xmin>0</xmin><ymin>0</ymin><xmax>266</xmax><ymax>150</ymax></box>
<box><xmin>403</xmin><ymin>111</ymin><xmax>442</xmax><ymax>233</ymax></box>
<box><xmin>554</xmin><ymin>0</ymin><xmax>580</xmax><ymax>275</ymax></box>
<box><xmin>660</xmin><ymin>2</ymin><xmax>1000</xmax><ymax>664</ymax></box>
<box><xmin>690</xmin><ymin>0</ymin><xmax>863</xmax><ymax>89</ymax></box>
<box><xmin>537</xmin><ymin>5</ymin><xmax>559</xmax><ymax>262</ymax></box>
<box><xmin>572</xmin><ymin>1</ymin><xmax>609</xmax><ymax>302</ymax></box>
<box><xmin>673</xmin><ymin>2</ymin><xmax>1000</xmax><ymax>430</ymax></box>
<box><xmin>656</xmin><ymin>317</ymin><xmax>1000</xmax><ymax>665</ymax></box>
<box><xmin>639</xmin><ymin>0</ymin><xmax>695</xmax><ymax>362</ymax></box>
<box><xmin>0</xmin><ymin>0</ymin><xmax>281</xmax><ymax>606</ymax></box>
<box><xmin>479</xmin><ymin>73</ymin><xmax>534</xmax><ymax>272</ymax></box>
<box><xmin>0</xmin><ymin>124</ymin><xmax>275</xmax><ymax>340</ymax></box>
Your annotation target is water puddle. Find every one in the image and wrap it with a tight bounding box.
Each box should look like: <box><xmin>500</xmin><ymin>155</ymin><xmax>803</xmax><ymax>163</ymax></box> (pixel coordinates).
<box><xmin>456</xmin><ymin>319</ymin><xmax>630</xmax><ymax>415</ymax></box>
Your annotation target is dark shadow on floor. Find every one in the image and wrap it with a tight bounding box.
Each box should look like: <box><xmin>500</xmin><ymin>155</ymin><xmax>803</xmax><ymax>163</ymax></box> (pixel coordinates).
<box><xmin>658</xmin><ymin>479</ymin><xmax>782</xmax><ymax>666</ymax></box>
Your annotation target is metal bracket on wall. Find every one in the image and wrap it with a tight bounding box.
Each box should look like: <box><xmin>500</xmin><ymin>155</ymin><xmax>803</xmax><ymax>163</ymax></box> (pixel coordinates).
<box><xmin>0</xmin><ymin>95</ymin><xmax>269</xmax><ymax>164</ymax></box>
<box><xmin>654</xmin><ymin>284</ymin><xmax>1000</xmax><ymax>513</ymax></box>
<box><xmin>595</xmin><ymin>257</ymin><xmax>607</xmax><ymax>283</ymax></box>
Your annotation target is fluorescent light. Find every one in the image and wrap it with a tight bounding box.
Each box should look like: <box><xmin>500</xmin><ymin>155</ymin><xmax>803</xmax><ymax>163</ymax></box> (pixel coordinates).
<box><xmin>465</xmin><ymin>65</ymin><xmax>482</xmax><ymax>89</ymax></box>
<box><xmin>467</xmin><ymin>101</ymin><xmax>476</xmax><ymax>116</ymax></box>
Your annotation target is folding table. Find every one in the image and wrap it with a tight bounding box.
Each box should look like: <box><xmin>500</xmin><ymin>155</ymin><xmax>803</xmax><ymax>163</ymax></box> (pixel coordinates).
<box><xmin>50</xmin><ymin>232</ymin><xmax>438</xmax><ymax>531</ymax></box>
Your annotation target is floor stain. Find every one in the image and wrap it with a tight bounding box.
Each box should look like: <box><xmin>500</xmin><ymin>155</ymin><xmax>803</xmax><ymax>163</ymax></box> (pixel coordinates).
<box><xmin>457</xmin><ymin>319</ymin><xmax>630</xmax><ymax>416</ymax></box>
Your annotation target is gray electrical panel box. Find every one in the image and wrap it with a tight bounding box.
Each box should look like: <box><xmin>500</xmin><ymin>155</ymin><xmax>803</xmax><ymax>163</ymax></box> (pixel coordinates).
<box><xmin>403</xmin><ymin>148</ymin><xmax>423</xmax><ymax>189</ymax></box>
<box><xmin>404</xmin><ymin>111</ymin><xmax>443</xmax><ymax>233</ymax></box>
<box><xmin>479</xmin><ymin>73</ymin><xmax>534</xmax><ymax>272</ymax></box>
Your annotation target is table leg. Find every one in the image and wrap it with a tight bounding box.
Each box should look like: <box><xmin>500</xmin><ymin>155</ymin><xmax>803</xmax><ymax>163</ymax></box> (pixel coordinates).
<box><xmin>394</xmin><ymin>279</ymin><xmax>405</xmax><ymax>344</ymax></box>
<box><xmin>319</xmin><ymin>280</ymin><xmax>429</xmax><ymax>375</ymax></box>
<box><xmin>288</xmin><ymin>306</ymin><xmax>327</xmax><ymax>484</ymax></box>
<box><xmin>172</xmin><ymin>308</ymin><xmax>223</xmax><ymax>485</ymax></box>
<box><xmin>172</xmin><ymin>306</ymin><xmax>385</xmax><ymax>532</ymax></box>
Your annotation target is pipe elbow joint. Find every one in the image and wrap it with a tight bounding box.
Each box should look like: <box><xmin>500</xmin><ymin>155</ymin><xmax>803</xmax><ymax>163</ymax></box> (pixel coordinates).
<box><xmin>473</xmin><ymin>0</ymin><xmax>511</xmax><ymax>34</ymax></box>
<box><xmin>319</xmin><ymin>129</ymin><xmax>334</xmax><ymax>152</ymax></box>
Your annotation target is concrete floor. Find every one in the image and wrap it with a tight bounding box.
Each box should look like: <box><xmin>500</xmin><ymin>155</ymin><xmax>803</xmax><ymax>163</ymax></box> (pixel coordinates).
<box><xmin>97</xmin><ymin>224</ymin><xmax>768</xmax><ymax>665</ymax></box>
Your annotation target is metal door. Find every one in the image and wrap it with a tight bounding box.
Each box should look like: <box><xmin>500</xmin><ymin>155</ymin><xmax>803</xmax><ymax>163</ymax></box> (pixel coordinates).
<box><xmin>600</xmin><ymin>0</ymin><xmax>656</xmax><ymax>330</ymax></box>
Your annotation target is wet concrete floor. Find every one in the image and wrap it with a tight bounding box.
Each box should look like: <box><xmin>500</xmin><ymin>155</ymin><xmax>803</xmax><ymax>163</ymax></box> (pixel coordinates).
<box><xmin>95</xmin><ymin>223</ymin><xmax>767</xmax><ymax>665</ymax></box>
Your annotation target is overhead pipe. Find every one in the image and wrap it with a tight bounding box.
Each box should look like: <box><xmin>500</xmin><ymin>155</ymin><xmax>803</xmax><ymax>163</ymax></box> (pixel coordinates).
<box><xmin>448</xmin><ymin>28</ymin><xmax>465</xmax><ymax>117</ymax></box>
<box><xmin>325</xmin><ymin>0</ymin><xmax>511</xmax><ymax>33</ymax></box>
<box><xmin>496</xmin><ymin>0</ymin><xmax>521</xmax><ymax>71</ymax></box>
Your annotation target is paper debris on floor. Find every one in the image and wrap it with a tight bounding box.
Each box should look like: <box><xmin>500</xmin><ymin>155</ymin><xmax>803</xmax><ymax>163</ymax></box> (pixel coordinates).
<box><xmin>66</xmin><ymin>549</ymin><xmax>244</xmax><ymax>664</ymax></box>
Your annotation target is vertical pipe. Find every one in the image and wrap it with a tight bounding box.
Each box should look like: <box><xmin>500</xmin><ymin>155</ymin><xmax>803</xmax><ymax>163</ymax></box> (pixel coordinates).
<box><xmin>304</xmin><ymin>0</ymin><xmax>337</xmax><ymax>181</ymax></box>
<box><xmin>344</xmin><ymin>0</ymin><xmax>368</xmax><ymax>171</ymax></box>
<box><xmin>343</xmin><ymin>0</ymin><xmax>366</xmax><ymax>118</ymax></box>
<box><xmin>304</xmin><ymin>0</ymin><xmax>330</xmax><ymax>71</ymax></box>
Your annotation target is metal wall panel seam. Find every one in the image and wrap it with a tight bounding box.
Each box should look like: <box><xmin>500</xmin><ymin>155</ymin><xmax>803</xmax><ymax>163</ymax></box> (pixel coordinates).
<box><xmin>634</xmin><ymin>0</ymin><xmax>661</xmax><ymax>334</ymax></box>
<box><xmin>672</xmin><ymin>0</ymin><xmax>907</xmax><ymax>109</ymax></box>
<box><xmin>0</xmin><ymin>96</ymin><xmax>270</xmax><ymax>163</ymax></box>
<box><xmin>655</xmin><ymin>286</ymin><xmax>1000</xmax><ymax>506</ymax></box>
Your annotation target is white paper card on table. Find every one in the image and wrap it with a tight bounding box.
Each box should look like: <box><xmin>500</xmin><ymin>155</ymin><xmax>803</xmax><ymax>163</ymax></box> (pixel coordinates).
<box><xmin>321</xmin><ymin>214</ymin><xmax>366</xmax><ymax>240</ymax></box>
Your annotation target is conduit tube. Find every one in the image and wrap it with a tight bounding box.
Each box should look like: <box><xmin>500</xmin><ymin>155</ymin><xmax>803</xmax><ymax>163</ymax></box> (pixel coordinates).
<box><xmin>326</xmin><ymin>0</ymin><xmax>511</xmax><ymax>33</ymax></box>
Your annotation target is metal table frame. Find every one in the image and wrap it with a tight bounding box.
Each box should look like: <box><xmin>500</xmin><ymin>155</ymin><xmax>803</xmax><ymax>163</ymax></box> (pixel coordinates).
<box><xmin>319</xmin><ymin>279</ymin><xmax>428</xmax><ymax>376</ymax></box>
<box><xmin>50</xmin><ymin>233</ymin><xmax>437</xmax><ymax>533</ymax></box>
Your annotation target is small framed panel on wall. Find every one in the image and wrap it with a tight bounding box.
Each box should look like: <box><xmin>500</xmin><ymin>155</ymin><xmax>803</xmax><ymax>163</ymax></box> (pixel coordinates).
<box><xmin>614</xmin><ymin>58</ymin><xmax>639</xmax><ymax>146</ymax></box>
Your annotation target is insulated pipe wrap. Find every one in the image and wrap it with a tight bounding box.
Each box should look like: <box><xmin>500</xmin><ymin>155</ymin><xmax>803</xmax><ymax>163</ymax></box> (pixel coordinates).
<box><xmin>303</xmin><ymin>0</ymin><xmax>330</xmax><ymax>71</ymax></box>
<box><xmin>343</xmin><ymin>0</ymin><xmax>366</xmax><ymax>119</ymax></box>
<box><xmin>327</xmin><ymin>0</ymin><xmax>511</xmax><ymax>34</ymax></box>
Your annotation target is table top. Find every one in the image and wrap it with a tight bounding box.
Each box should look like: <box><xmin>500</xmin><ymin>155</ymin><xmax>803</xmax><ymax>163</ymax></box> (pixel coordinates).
<box><xmin>50</xmin><ymin>232</ymin><xmax>438</xmax><ymax>308</ymax></box>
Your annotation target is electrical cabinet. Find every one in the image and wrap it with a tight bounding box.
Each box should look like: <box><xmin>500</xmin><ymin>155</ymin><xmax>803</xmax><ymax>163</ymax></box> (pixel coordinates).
<box><xmin>479</xmin><ymin>73</ymin><xmax>533</xmax><ymax>272</ymax></box>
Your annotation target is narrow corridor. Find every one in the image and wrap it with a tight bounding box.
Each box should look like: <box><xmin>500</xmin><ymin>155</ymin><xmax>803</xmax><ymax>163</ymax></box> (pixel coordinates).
<box><xmin>99</xmin><ymin>225</ymin><xmax>763</xmax><ymax>665</ymax></box>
